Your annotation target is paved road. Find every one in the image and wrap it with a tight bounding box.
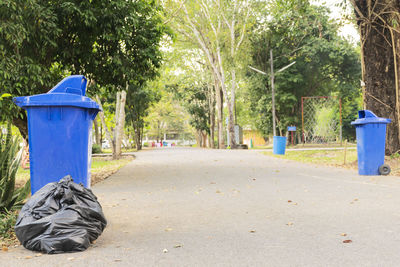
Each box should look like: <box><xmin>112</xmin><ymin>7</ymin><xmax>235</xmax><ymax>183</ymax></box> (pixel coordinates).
<box><xmin>3</xmin><ymin>148</ymin><xmax>400</xmax><ymax>266</ymax></box>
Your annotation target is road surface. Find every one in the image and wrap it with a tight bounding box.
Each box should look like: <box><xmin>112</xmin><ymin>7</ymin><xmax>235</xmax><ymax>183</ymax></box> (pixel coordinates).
<box><xmin>3</xmin><ymin>148</ymin><xmax>400</xmax><ymax>266</ymax></box>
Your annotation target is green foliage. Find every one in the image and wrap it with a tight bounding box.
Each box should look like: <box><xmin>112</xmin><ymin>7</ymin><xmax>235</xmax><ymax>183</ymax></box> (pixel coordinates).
<box><xmin>247</xmin><ymin>0</ymin><xmax>361</xmax><ymax>138</ymax></box>
<box><xmin>0</xmin><ymin>123</ymin><xmax>30</xmax><ymax>213</ymax></box>
<box><xmin>145</xmin><ymin>91</ymin><xmax>192</xmax><ymax>141</ymax></box>
<box><xmin>314</xmin><ymin>106</ymin><xmax>336</xmax><ymax>139</ymax></box>
<box><xmin>0</xmin><ymin>0</ymin><xmax>167</xmax><ymax>139</ymax></box>
<box><xmin>92</xmin><ymin>144</ymin><xmax>102</xmax><ymax>154</ymax></box>
<box><xmin>0</xmin><ymin>209</ymin><xmax>17</xmax><ymax>239</ymax></box>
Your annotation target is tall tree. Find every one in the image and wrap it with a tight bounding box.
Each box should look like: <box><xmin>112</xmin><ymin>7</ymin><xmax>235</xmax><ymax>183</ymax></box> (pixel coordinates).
<box><xmin>351</xmin><ymin>0</ymin><xmax>400</xmax><ymax>154</ymax></box>
<box><xmin>0</xmin><ymin>0</ymin><xmax>165</xmax><ymax>150</ymax></box>
<box><xmin>164</xmin><ymin>0</ymin><xmax>253</xmax><ymax>148</ymax></box>
<box><xmin>248</xmin><ymin>0</ymin><xmax>361</xmax><ymax>140</ymax></box>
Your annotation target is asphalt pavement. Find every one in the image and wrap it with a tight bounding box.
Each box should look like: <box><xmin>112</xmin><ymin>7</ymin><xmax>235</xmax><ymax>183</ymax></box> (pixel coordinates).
<box><xmin>2</xmin><ymin>147</ymin><xmax>400</xmax><ymax>266</ymax></box>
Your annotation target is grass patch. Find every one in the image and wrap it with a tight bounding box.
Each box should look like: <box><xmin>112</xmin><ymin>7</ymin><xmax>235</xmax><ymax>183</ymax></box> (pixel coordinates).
<box><xmin>16</xmin><ymin>156</ymin><xmax>134</xmax><ymax>186</ymax></box>
<box><xmin>263</xmin><ymin>149</ymin><xmax>358</xmax><ymax>167</ymax></box>
<box><xmin>0</xmin><ymin>210</ymin><xmax>18</xmax><ymax>248</ymax></box>
<box><xmin>100</xmin><ymin>148</ymin><xmax>137</xmax><ymax>154</ymax></box>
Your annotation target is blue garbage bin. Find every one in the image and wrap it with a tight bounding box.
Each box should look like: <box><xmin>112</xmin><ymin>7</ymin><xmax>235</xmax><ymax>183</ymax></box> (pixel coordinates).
<box><xmin>14</xmin><ymin>75</ymin><xmax>101</xmax><ymax>194</ymax></box>
<box><xmin>351</xmin><ymin>110</ymin><xmax>391</xmax><ymax>175</ymax></box>
<box><xmin>273</xmin><ymin>136</ymin><xmax>287</xmax><ymax>155</ymax></box>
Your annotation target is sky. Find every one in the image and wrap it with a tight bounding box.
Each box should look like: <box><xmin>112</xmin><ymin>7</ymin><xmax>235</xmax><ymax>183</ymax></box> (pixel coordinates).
<box><xmin>311</xmin><ymin>0</ymin><xmax>360</xmax><ymax>43</ymax></box>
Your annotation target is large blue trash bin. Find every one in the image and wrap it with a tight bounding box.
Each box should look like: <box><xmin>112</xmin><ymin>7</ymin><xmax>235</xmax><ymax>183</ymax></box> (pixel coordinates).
<box><xmin>351</xmin><ymin>110</ymin><xmax>391</xmax><ymax>175</ymax></box>
<box><xmin>13</xmin><ymin>75</ymin><xmax>101</xmax><ymax>194</ymax></box>
<box><xmin>273</xmin><ymin>136</ymin><xmax>287</xmax><ymax>155</ymax></box>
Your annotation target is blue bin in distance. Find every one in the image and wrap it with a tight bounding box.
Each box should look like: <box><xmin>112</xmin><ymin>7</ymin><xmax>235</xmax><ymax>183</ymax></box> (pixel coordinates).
<box><xmin>13</xmin><ymin>75</ymin><xmax>101</xmax><ymax>194</ymax></box>
<box><xmin>273</xmin><ymin>136</ymin><xmax>287</xmax><ymax>155</ymax></box>
<box><xmin>351</xmin><ymin>110</ymin><xmax>391</xmax><ymax>175</ymax></box>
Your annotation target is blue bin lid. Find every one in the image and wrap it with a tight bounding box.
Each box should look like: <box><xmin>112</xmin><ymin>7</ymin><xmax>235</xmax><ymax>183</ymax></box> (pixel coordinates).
<box><xmin>13</xmin><ymin>75</ymin><xmax>101</xmax><ymax>111</ymax></box>
<box><xmin>351</xmin><ymin>110</ymin><xmax>391</xmax><ymax>125</ymax></box>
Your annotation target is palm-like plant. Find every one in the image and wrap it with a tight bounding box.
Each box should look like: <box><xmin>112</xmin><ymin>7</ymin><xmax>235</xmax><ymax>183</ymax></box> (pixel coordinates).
<box><xmin>0</xmin><ymin>123</ymin><xmax>30</xmax><ymax>213</ymax></box>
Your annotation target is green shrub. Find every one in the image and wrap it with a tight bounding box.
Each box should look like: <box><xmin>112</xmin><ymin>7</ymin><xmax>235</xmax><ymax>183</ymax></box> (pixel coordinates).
<box><xmin>143</xmin><ymin>142</ymin><xmax>149</xmax><ymax>147</ymax></box>
<box><xmin>0</xmin><ymin>123</ymin><xmax>30</xmax><ymax>213</ymax></box>
<box><xmin>92</xmin><ymin>144</ymin><xmax>102</xmax><ymax>154</ymax></box>
<box><xmin>0</xmin><ymin>209</ymin><xmax>17</xmax><ymax>240</ymax></box>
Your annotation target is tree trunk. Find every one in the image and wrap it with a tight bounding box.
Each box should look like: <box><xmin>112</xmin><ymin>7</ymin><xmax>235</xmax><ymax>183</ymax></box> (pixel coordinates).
<box><xmin>353</xmin><ymin>0</ymin><xmax>400</xmax><ymax>154</ymax></box>
<box><xmin>96</xmin><ymin>95</ymin><xmax>116</xmax><ymax>157</ymax></box>
<box><xmin>215</xmin><ymin>81</ymin><xmax>225</xmax><ymax>149</ymax></box>
<box><xmin>115</xmin><ymin>90</ymin><xmax>127</xmax><ymax>158</ymax></box>
<box><xmin>208</xmin><ymin>83</ymin><xmax>215</xmax><ymax>149</ymax></box>
<box><xmin>196</xmin><ymin>130</ymin><xmax>202</xmax><ymax>147</ymax></box>
<box><xmin>229</xmin><ymin>69</ymin><xmax>237</xmax><ymax>149</ymax></box>
<box><xmin>93</xmin><ymin>117</ymin><xmax>101</xmax><ymax>145</ymax></box>
<box><xmin>13</xmin><ymin>112</ymin><xmax>28</xmax><ymax>142</ymax></box>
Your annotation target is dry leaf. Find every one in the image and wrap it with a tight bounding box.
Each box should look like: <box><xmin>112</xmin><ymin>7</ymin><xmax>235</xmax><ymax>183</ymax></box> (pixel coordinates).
<box><xmin>163</xmin><ymin>249</ymin><xmax>168</xmax><ymax>253</ymax></box>
<box><xmin>288</xmin><ymin>200</ymin><xmax>292</xmax><ymax>203</ymax></box>
<box><xmin>354</xmin><ymin>198</ymin><xmax>358</xmax><ymax>201</ymax></box>
<box><xmin>216</xmin><ymin>190</ymin><xmax>222</xmax><ymax>194</ymax></box>
<box><xmin>210</xmin><ymin>182</ymin><xmax>216</xmax><ymax>184</ymax></box>
<box><xmin>252</xmin><ymin>178</ymin><xmax>256</xmax><ymax>181</ymax></box>
<box><xmin>343</xmin><ymin>240</ymin><xmax>352</xmax><ymax>243</ymax></box>
<box><xmin>67</xmin><ymin>257</ymin><xmax>75</xmax><ymax>261</ymax></box>
<box><xmin>293</xmin><ymin>203</ymin><xmax>298</xmax><ymax>205</ymax></box>
<box><xmin>25</xmin><ymin>256</ymin><xmax>33</xmax><ymax>259</ymax></box>
<box><xmin>174</xmin><ymin>244</ymin><xmax>183</xmax><ymax>248</ymax></box>
<box><xmin>286</xmin><ymin>222</ymin><xmax>294</xmax><ymax>226</ymax></box>
<box><xmin>114</xmin><ymin>259</ymin><xmax>122</xmax><ymax>262</ymax></box>
<box><xmin>340</xmin><ymin>233</ymin><xmax>347</xmax><ymax>237</ymax></box>
<box><xmin>2</xmin><ymin>246</ymin><xmax>8</xmax><ymax>252</ymax></box>
<box><xmin>249</xmin><ymin>230</ymin><xmax>256</xmax><ymax>233</ymax></box>
<box><xmin>35</xmin><ymin>253</ymin><xmax>42</xmax><ymax>257</ymax></box>
<box><xmin>165</xmin><ymin>227</ymin><xmax>173</xmax><ymax>232</ymax></box>
<box><xmin>195</xmin><ymin>191</ymin><xmax>200</xmax><ymax>195</ymax></box>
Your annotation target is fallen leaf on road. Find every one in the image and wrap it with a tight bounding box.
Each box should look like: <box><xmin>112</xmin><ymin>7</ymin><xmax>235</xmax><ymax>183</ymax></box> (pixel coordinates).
<box><xmin>275</xmin><ymin>170</ymin><xmax>280</xmax><ymax>173</ymax></box>
<box><xmin>343</xmin><ymin>240</ymin><xmax>352</xmax><ymax>243</ymax></box>
<box><xmin>174</xmin><ymin>244</ymin><xmax>183</xmax><ymax>248</ymax></box>
<box><xmin>35</xmin><ymin>253</ymin><xmax>42</xmax><ymax>257</ymax></box>
<box><xmin>216</xmin><ymin>190</ymin><xmax>222</xmax><ymax>194</ymax></box>
<box><xmin>195</xmin><ymin>191</ymin><xmax>200</xmax><ymax>195</ymax></box>
<box><xmin>252</xmin><ymin>178</ymin><xmax>256</xmax><ymax>181</ymax></box>
<box><xmin>210</xmin><ymin>182</ymin><xmax>216</xmax><ymax>184</ymax></box>
<box><xmin>25</xmin><ymin>256</ymin><xmax>33</xmax><ymax>259</ymax></box>
<box><xmin>165</xmin><ymin>227</ymin><xmax>173</xmax><ymax>232</ymax></box>
<box><xmin>354</xmin><ymin>198</ymin><xmax>358</xmax><ymax>201</ymax></box>
<box><xmin>293</xmin><ymin>203</ymin><xmax>298</xmax><ymax>205</ymax></box>
<box><xmin>249</xmin><ymin>230</ymin><xmax>256</xmax><ymax>233</ymax></box>
<box><xmin>163</xmin><ymin>249</ymin><xmax>169</xmax><ymax>253</ymax></box>
<box><xmin>114</xmin><ymin>259</ymin><xmax>122</xmax><ymax>262</ymax></box>
<box><xmin>288</xmin><ymin>200</ymin><xmax>292</xmax><ymax>203</ymax></box>
<box><xmin>2</xmin><ymin>246</ymin><xmax>8</xmax><ymax>252</ymax></box>
<box><xmin>340</xmin><ymin>233</ymin><xmax>347</xmax><ymax>237</ymax></box>
<box><xmin>286</xmin><ymin>222</ymin><xmax>294</xmax><ymax>226</ymax></box>
<box><xmin>67</xmin><ymin>257</ymin><xmax>75</xmax><ymax>261</ymax></box>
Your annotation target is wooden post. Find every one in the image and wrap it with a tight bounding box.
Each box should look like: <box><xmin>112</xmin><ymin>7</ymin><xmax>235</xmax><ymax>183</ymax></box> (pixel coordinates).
<box><xmin>343</xmin><ymin>139</ymin><xmax>348</xmax><ymax>165</ymax></box>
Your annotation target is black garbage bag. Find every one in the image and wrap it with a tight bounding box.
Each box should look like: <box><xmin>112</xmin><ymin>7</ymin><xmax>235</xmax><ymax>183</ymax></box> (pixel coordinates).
<box><xmin>15</xmin><ymin>175</ymin><xmax>107</xmax><ymax>254</ymax></box>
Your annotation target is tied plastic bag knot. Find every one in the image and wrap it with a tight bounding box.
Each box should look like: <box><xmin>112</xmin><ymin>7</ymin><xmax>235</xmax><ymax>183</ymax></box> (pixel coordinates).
<box><xmin>15</xmin><ymin>175</ymin><xmax>107</xmax><ymax>254</ymax></box>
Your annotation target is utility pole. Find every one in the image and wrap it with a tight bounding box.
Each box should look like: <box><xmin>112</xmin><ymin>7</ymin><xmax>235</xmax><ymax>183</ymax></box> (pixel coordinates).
<box><xmin>248</xmin><ymin>52</ymin><xmax>295</xmax><ymax>137</ymax></box>
<box><xmin>270</xmin><ymin>50</ymin><xmax>276</xmax><ymax>136</ymax></box>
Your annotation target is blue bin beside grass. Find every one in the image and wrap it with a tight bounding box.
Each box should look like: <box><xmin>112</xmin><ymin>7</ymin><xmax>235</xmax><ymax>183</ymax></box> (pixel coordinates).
<box><xmin>273</xmin><ymin>136</ymin><xmax>287</xmax><ymax>155</ymax></box>
<box><xmin>351</xmin><ymin>110</ymin><xmax>391</xmax><ymax>175</ymax></box>
<box><xmin>13</xmin><ymin>75</ymin><xmax>101</xmax><ymax>194</ymax></box>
